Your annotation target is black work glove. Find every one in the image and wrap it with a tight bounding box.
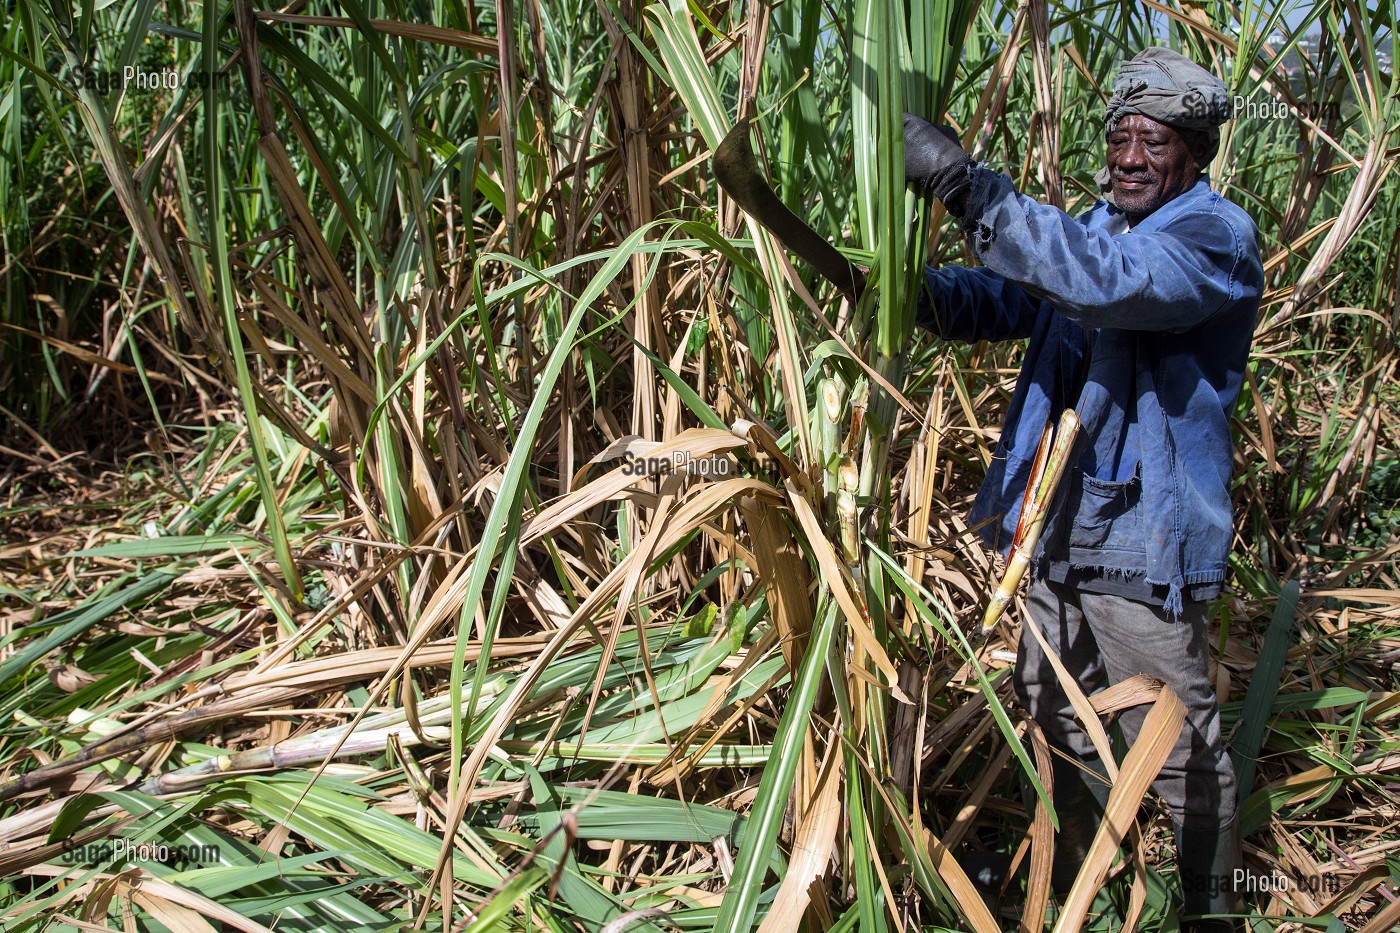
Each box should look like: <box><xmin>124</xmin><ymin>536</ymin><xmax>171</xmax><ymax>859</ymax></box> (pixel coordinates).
<box><xmin>903</xmin><ymin>113</ymin><xmax>973</xmax><ymax>214</ymax></box>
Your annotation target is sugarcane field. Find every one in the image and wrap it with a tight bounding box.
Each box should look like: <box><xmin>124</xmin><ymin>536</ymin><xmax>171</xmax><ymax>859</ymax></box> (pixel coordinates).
<box><xmin>2</xmin><ymin>0</ymin><xmax>1398</xmax><ymax>930</ymax></box>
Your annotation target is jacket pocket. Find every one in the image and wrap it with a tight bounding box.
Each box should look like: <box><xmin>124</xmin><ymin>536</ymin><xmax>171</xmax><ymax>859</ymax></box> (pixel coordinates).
<box><xmin>1067</xmin><ymin>467</ymin><xmax>1142</xmax><ymax>550</ymax></box>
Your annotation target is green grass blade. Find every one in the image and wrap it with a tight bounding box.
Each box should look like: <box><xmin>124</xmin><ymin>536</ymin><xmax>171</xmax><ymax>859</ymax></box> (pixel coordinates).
<box><xmin>1231</xmin><ymin>579</ymin><xmax>1301</xmax><ymax>796</ymax></box>
<box><xmin>712</xmin><ymin>592</ymin><xmax>840</xmax><ymax>933</ymax></box>
<box><xmin>0</xmin><ymin>571</ymin><xmax>176</xmax><ymax>685</ymax></box>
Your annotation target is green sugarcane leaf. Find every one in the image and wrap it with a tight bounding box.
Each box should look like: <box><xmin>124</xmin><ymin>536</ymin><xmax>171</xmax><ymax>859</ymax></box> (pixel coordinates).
<box><xmin>465</xmin><ymin>865</ymin><xmax>550</xmax><ymax>930</ymax></box>
<box><xmin>0</xmin><ymin>571</ymin><xmax>177</xmax><ymax>685</ymax></box>
<box><xmin>66</xmin><ymin>534</ymin><xmax>254</xmax><ymax>558</ymax></box>
<box><xmin>711</xmin><ymin>597</ymin><xmax>839</xmax><ymax>933</ymax></box>
<box><xmin>1231</xmin><ymin>579</ymin><xmax>1301</xmax><ymax>795</ymax></box>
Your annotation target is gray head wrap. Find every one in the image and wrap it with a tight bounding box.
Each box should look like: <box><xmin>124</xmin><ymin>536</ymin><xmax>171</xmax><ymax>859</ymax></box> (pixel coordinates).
<box><xmin>1096</xmin><ymin>47</ymin><xmax>1231</xmax><ymax>202</ymax></box>
<box><xmin>1103</xmin><ymin>47</ymin><xmax>1232</xmax><ymax>137</ymax></box>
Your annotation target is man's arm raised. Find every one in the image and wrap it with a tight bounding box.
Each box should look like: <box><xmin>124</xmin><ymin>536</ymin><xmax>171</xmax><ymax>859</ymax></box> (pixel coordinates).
<box><xmin>956</xmin><ymin>171</ymin><xmax>1260</xmax><ymax>334</ymax></box>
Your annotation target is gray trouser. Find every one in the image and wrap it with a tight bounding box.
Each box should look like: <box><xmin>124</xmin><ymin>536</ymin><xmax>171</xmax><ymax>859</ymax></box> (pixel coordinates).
<box><xmin>1015</xmin><ymin>576</ymin><xmax>1240</xmax><ymax>916</ymax></box>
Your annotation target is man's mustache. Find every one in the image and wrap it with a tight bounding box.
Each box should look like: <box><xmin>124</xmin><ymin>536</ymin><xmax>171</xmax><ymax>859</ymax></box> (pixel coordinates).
<box><xmin>1112</xmin><ymin>171</ymin><xmax>1156</xmax><ymax>184</ymax></box>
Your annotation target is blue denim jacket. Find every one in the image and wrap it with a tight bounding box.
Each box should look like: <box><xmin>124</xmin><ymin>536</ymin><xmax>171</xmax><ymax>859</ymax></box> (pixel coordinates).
<box><xmin>917</xmin><ymin>171</ymin><xmax>1263</xmax><ymax>613</ymax></box>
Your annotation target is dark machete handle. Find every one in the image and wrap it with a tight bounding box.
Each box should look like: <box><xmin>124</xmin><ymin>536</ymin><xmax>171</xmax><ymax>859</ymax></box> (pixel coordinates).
<box><xmin>713</xmin><ymin>119</ymin><xmax>866</xmax><ymax>300</ymax></box>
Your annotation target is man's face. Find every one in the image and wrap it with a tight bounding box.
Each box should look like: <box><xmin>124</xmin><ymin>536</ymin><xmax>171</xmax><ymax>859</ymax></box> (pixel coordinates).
<box><xmin>1105</xmin><ymin>114</ymin><xmax>1209</xmax><ymax>223</ymax></box>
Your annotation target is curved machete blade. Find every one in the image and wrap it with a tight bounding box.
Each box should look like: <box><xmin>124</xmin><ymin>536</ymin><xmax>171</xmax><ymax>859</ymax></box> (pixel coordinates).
<box><xmin>713</xmin><ymin>119</ymin><xmax>865</xmax><ymax>300</ymax></box>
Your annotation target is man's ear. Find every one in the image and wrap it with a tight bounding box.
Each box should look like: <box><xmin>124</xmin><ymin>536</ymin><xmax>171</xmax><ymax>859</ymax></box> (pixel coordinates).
<box><xmin>1186</xmin><ymin>130</ymin><xmax>1213</xmax><ymax>173</ymax></box>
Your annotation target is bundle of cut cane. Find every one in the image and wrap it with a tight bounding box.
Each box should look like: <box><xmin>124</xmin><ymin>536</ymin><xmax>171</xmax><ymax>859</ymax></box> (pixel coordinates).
<box><xmin>981</xmin><ymin>408</ymin><xmax>1081</xmax><ymax>633</ymax></box>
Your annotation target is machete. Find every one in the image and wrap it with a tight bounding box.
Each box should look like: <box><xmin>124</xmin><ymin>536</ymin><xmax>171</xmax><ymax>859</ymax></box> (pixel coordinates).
<box><xmin>713</xmin><ymin>119</ymin><xmax>866</xmax><ymax>300</ymax></box>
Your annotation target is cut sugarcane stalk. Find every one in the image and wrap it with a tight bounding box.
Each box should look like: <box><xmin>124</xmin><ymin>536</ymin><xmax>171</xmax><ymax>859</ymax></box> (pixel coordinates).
<box><xmin>843</xmin><ymin>378</ymin><xmax>869</xmax><ymax>460</ymax></box>
<box><xmin>819</xmin><ymin>375</ymin><xmax>845</xmax><ymax>516</ymax></box>
<box><xmin>836</xmin><ymin>455</ymin><xmax>862</xmax><ymax>567</ymax></box>
<box><xmin>981</xmin><ymin>408</ymin><xmax>1081</xmax><ymax>633</ymax></box>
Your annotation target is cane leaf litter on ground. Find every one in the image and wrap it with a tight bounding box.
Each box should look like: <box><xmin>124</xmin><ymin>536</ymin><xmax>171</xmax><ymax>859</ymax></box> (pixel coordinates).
<box><xmin>1</xmin><ymin>0</ymin><xmax>1398</xmax><ymax>930</ymax></box>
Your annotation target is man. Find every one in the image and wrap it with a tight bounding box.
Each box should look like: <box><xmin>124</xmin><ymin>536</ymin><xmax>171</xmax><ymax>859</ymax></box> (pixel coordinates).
<box><xmin>904</xmin><ymin>48</ymin><xmax>1261</xmax><ymax>931</ymax></box>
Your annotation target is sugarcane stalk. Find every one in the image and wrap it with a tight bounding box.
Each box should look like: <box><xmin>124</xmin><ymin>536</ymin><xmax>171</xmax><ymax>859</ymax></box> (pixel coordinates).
<box><xmin>824</xmin><ymin>452</ymin><xmax>885</xmax><ymax>676</ymax></box>
<box><xmin>843</xmin><ymin>378</ymin><xmax>870</xmax><ymax>461</ymax></box>
<box><xmin>837</xmin><ymin>455</ymin><xmax>863</xmax><ymax>567</ymax></box>
<box><xmin>982</xmin><ymin>408</ymin><xmax>1081</xmax><ymax>633</ymax></box>
<box><xmin>819</xmin><ymin>374</ymin><xmax>846</xmax><ymax>517</ymax></box>
<box><xmin>134</xmin><ymin>685</ymin><xmax>503</xmax><ymax>795</ymax></box>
